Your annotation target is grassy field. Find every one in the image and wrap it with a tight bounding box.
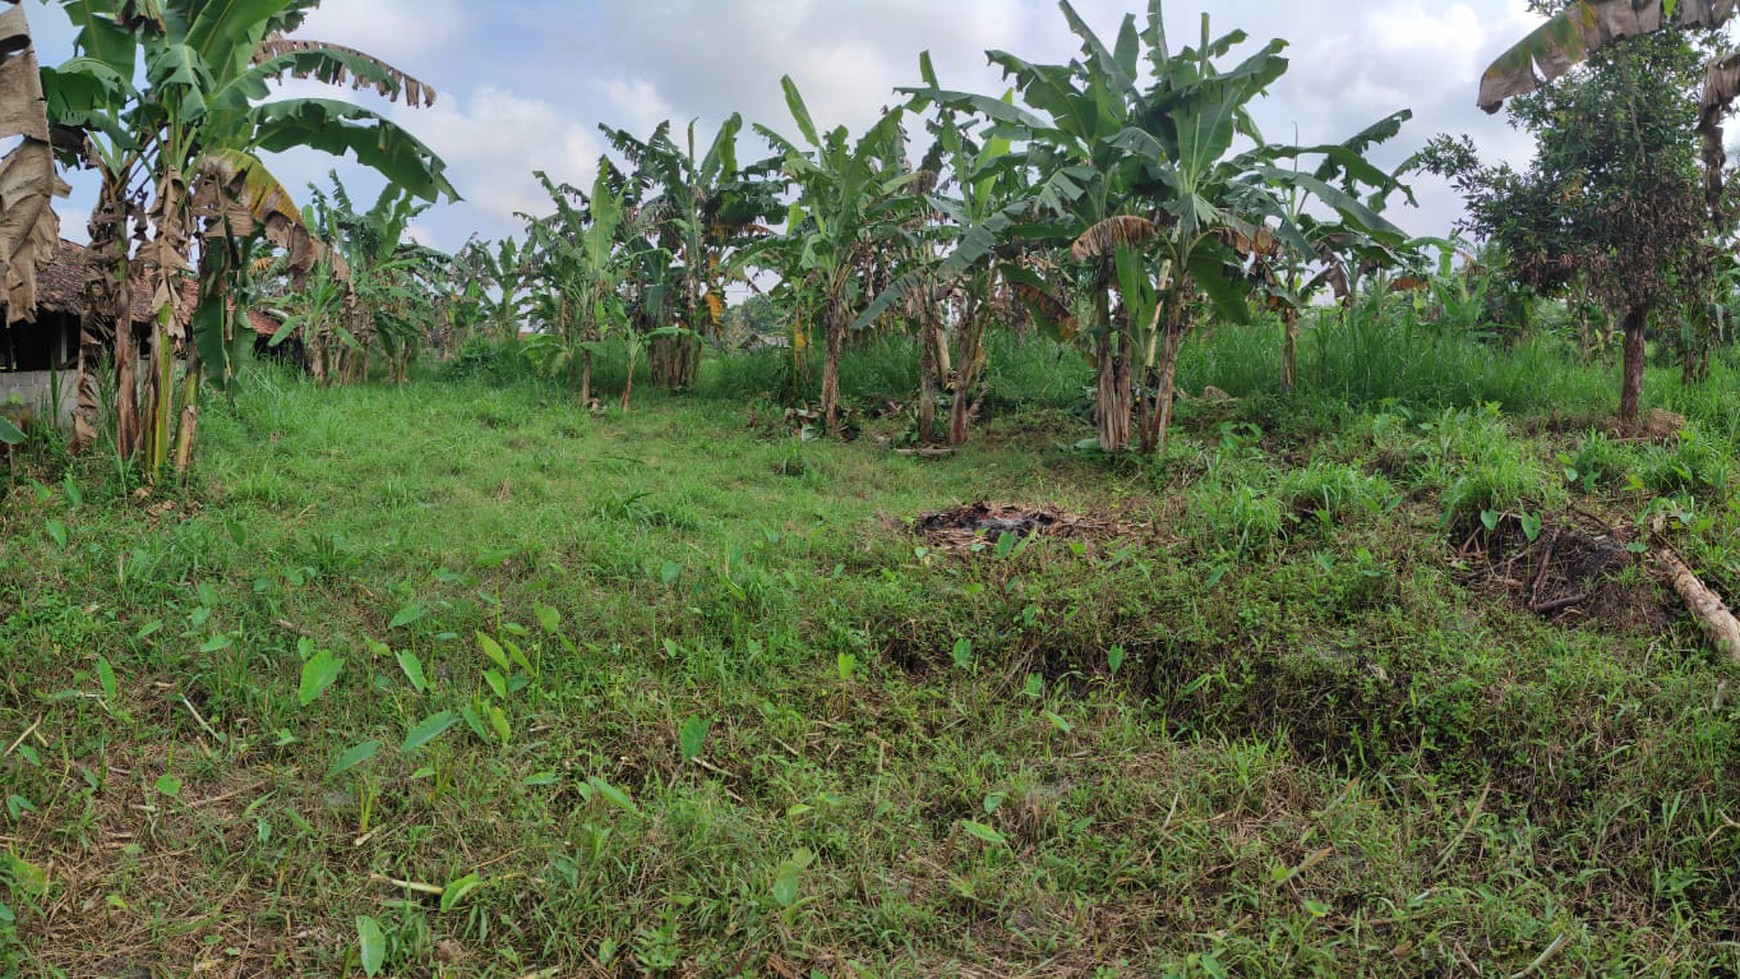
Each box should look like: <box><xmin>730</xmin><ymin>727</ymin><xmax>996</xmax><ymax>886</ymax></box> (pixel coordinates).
<box><xmin>2</xmin><ymin>332</ymin><xmax>1739</xmax><ymax>976</ymax></box>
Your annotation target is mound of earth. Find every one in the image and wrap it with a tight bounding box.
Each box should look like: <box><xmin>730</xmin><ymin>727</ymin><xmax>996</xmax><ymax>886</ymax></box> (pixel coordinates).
<box><xmin>1455</xmin><ymin>507</ymin><xmax>1676</xmax><ymax>634</ymax></box>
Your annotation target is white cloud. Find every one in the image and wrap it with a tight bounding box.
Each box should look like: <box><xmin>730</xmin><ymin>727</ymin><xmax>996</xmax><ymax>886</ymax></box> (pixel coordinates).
<box><xmin>293</xmin><ymin>0</ymin><xmax>466</xmax><ymax>73</ymax></box>
<box><xmin>394</xmin><ymin>85</ymin><xmax>605</xmax><ymax>241</ymax></box>
<box><xmin>605</xmin><ymin>80</ymin><xmax>676</xmax><ymax>140</ymax></box>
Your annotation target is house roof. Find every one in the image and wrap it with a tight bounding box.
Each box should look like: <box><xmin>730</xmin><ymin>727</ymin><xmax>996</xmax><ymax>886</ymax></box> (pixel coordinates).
<box><xmin>30</xmin><ymin>239</ymin><xmax>282</xmax><ymax>337</ymax></box>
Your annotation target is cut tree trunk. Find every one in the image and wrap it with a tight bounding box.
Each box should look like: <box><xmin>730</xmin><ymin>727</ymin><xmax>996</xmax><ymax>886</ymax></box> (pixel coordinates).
<box><xmin>1618</xmin><ymin>305</ymin><xmax>1647</xmax><ymax>425</ymax></box>
<box><xmin>1655</xmin><ymin>543</ymin><xmax>1740</xmax><ymax>662</ymax></box>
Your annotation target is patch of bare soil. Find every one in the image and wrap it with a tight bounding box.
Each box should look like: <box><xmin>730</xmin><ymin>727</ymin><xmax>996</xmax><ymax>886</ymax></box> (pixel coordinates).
<box><xmin>1604</xmin><ymin>408</ymin><xmax>1687</xmax><ymax>444</ymax></box>
<box><xmin>910</xmin><ymin>501</ymin><xmax>1115</xmax><ymax>552</ymax></box>
<box><xmin>1454</xmin><ymin>507</ymin><xmax>1676</xmax><ymax>635</ymax></box>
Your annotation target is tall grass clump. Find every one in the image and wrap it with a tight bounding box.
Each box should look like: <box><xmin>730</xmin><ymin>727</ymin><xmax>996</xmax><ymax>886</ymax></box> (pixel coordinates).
<box><xmin>1300</xmin><ymin>298</ymin><xmax>1611</xmax><ymax>412</ymax></box>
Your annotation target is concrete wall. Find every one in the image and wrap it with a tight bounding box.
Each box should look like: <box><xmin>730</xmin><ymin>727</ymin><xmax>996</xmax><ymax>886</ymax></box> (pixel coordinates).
<box><xmin>0</xmin><ymin>369</ymin><xmax>77</xmax><ymax>428</ymax></box>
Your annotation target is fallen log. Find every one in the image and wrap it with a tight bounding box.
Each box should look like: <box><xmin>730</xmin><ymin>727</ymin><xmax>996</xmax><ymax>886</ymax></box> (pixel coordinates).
<box><xmin>1654</xmin><ymin>543</ymin><xmax>1740</xmax><ymax>662</ymax></box>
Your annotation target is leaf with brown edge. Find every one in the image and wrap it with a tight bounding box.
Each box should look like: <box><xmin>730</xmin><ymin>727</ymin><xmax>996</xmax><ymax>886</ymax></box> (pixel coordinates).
<box><xmin>1211</xmin><ymin>224</ymin><xmax>1281</xmax><ymax>259</ymax></box>
<box><xmin>0</xmin><ymin>0</ymin><xmax>67</xmax><ymax>326</ymax></box>
<box><xmin>252</xmin><ymin>34</ymin><xmax>438</xmax><ymax>108</ymax></box>
<box><xmin>1004</xmin><ymin>266</ymin><xmax>1079</xmax><ymax>343</ymax></box>
<box><xmin>1478</xmin><ymin>0</ymin><xmax>1737</xmax><ymax>113</ymax></box>
<box><xmin>1070</xmin><ymin>215</ymin><xmax>1160</xmax><ymax>262</ymax></box>
<box><xmin>1699</xmin><ymin>50</ymin><xmax>1740</xmax><ymax>215</ymax></box>
<box><xmin>192</xmin><ymin>150</ymin><xmax>342</xmax><ymax>288</ymax></box>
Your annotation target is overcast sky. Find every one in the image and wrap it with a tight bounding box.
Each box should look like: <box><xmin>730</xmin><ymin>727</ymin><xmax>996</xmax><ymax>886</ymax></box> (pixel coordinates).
<box><xmin>29</xmin><ymin>0</ymin><xmax>1576</xmax><ymax>253</ymax></box>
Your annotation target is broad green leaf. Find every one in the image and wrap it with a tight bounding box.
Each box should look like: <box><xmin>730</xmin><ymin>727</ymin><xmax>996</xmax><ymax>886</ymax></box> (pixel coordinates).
<box><xmin>155</xmin><ymin>773</ymin><xmax>182</xmax><ymax>799</ymax></box>
<box><xmin>328</xmin><ymin>741</ymin><xmax>380</xmax><ymax>778</ymax></box>
<box><xmin>780</xmin><ymin>74</ymin><xmax>820</xmax><ymax>147</ymax></box>
<box><xmin>487</xmin><ymin>704</ymin><xmax>511</xmax><ymax>743</ymax></box>
<box><xmin>45</xmin><ymin>520</ymin><xmax>67</xmax><ymax>549</ymax></box>
<box><xmin>401</xmin><ymin>711</ymin><xmax>458</xmax><ymax>753</ymax></box>
<box><xmin>439</xmin><ymin>872</ymin><xmax>483</xmax><ymax>912</ymax></box>
<box><xmin>0</xmin><ymin>416</ymin><xmax>24</xmax><ymax>446</ymax></box>
<box><xmin>587</xmin><ymin>776</ymin><xmax>638</xmax><ymax>814</ymax></box>
<box><xmin>395</xmin><ymin>649</ymin><xmax>430</xmax><ymax>693</ymax></box>
<box><xmin>298</xmin><ymin>649</ymin><xmax>343</xmax><ymax>706</ymax></box>
<box><xmin>356</xmin><ymin>916</ymin><xmax>385</xmax><ymax>976</ymax></box>
<box><xmin>483</xmin><ymin>669</ymin><xmax>508</xmax><ymax>699</ymax></box>
<box><xmin>959</xmin><ymin>820</ymin><xmax>1007</xmax><ymax>846</ymax></box>
<box><xmin>460</xmin><ymin>705</ymin><xmax>488</xmax><ymax>741</ymax></box>
<box><xmin>389</xmin><ymin>604</ymin><xmax>426</xmax><ymax>629</ymax></box>
<box><xmin>477</xmin><ymin>632</ymin><xmax>509</xmax><ymax>670</ymax></box>
<box><xmin>95</xmin><ymin>656</ymin><xmax>118</xmax><ymax>702</ymax></box>
<box><xmin>678</xmin><ymin>715</ymin><xmax>711</xmax><ymax>761</ymax></box>
<box><xmin>534</xmin><ymin>602</ymin><xmax>561</xmax><ymax>633</ymax></box>
<box><xmin>772</xmin><ymin>847</ymin><xmax>816</xmax><ymax>908</ymax></box>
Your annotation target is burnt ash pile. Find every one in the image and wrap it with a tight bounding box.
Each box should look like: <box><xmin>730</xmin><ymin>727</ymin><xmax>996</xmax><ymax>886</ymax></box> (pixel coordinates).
<box><xmin>912</xmin><ymin>502</ymin><xmax>1112</xmax><ymax>552</ymax></box>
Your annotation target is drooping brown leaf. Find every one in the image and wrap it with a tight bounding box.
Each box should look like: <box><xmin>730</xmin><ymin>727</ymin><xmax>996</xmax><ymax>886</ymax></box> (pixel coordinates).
<box><xmin>1211</xmin><ymin>224</ymin><xmax>1281</xmax><ymax>259</ymax></box>
<box><xmin>254</xmin><ymin>34</ymin><xmax>438</xmax><ymax>108</ymax></box>
<box><xmin>1071</xmin><ymin>215</ymin><xmax>1160</xmax><ymax>262</ymax></box>
<box><xmin>1699</xmin><ymin>50</ymin><xmax>1740</xmax><ymax>215</ymax></box>
<box><xmin>1010</xmin><ymin>280</ymin><xmax>1079</xmax><ymax>341</ymax></box>
<box><xmin>1479</xmin><ymin>0</ymin><xmax>1737</xmax><ymax>113</ymax></box>
<box><xmin>191</xmin><ymin>151</ymin><xmax>345</xmax><ymax>287</ymax></box>
<box><xmin>142</xmin><ymin>166</ymin><xmax>192</xmax><ymax>337</ymax></box>
<box><xmin>0</xmin><ymin>0</ymin><xmax>67</xmax><ymax>326</ymax></box>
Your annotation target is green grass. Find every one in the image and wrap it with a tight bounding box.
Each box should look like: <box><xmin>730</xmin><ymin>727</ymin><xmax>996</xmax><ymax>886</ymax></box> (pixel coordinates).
<box><xmin>1</xmin><ymin>345</ymin><xmax>1738</xmax><ymax>976</ymax></box>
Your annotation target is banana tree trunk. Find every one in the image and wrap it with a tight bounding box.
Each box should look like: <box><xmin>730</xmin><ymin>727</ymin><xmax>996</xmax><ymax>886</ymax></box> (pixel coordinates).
<box><xmin>143</xmin><ymin>312</ymin><xmax>175</xmax><ymax>477</ymax></box>
<box><xmin>821</xmin><ymin>301</ymin><xmax>846</xmax><ymax>435</ymax></box>
<box><xmin>621</xmin><ymin>341</ymin><xmax>638</xmax><ymax>410</ymax></box>
<box><xmin>1140</xmin><ymin>284</ymin><xmax>1189</xmax><ymax>454</ymax></box>
<box><xmin>1280</xmin><ymin>307</ymin><xmax>1301</xmax><ymax>393</ymax></box>
<box><xmin>73</xmin><ymin>186</ymin><xmax>126</xmax><ymax>452</ymax></box>
<box><xmin>948</xmin><ymin>305</ymin><xmax>987</xmax><ymax>448</ymax></box>
<box><xmin>1092</xmin><ymin>265</ymin><xmax>1131</xmax><ymax>452</ymax></box>
<box><xmin>171</xmin><ymin>345</ymin><xmax>200</xmax><ymax>475</ymax></box>
<box><xmin>918</xmin><ymin>302</ymin><xmax>939</xmax><ymax>446</ymax></box>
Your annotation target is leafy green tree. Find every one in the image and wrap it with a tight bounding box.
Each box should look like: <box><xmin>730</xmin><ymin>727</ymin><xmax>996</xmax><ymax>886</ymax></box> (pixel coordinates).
<box><xmin>1438</xmin><ymin>0</ymin><xmax>1730</xmax><ymax>422</ymax></box>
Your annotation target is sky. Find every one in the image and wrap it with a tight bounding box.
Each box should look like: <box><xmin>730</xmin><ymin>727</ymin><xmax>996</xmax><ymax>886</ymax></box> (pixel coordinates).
<box><xmin>25</xmin><ymin>0</ymin><xmax>1566</xmax><ymax>254</ymax></box>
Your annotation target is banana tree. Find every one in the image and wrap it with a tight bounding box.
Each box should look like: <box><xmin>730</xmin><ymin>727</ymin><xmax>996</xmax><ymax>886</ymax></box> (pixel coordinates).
<box><xmin>754</xmin><ymin>78</ymin><xmax>920</xmax><ymax>434</ymax></box>
<box><xmin>1090</xmin><ymin>11</ymin><xmax>1410</xmax><ymax>452</ymax></box>
<box><xmin>520</xmin><ymin>167</ymin><xmax>628</xmax><ymax>405</ymax></box>
<box><xmin>604</xmin><ymin>115</ymin><xmax>780</xmax><ymax>391</ymax></box>
<box><xmin>454</xmin><ymin>236</ymin><xmax>529</xmax><ymax>345</ymax></box>
<box><xmin>0</xmin><ymin>0</ymin><xmax>65</xmax><ymax>446</ymax></box>
<box><xmin>46</xmin><ymin>0</ymin><xmax>455</xmax><ymax>477</ymax></box>
<box><xmin>900</xmin><ymin>3</ymin><xmax>1155</xmax><ymax>451</ymax></box>
<box><xmin>859</xmin><ymin>59</ymin><xmax>1033</xmax><ymax>447</ymax></box>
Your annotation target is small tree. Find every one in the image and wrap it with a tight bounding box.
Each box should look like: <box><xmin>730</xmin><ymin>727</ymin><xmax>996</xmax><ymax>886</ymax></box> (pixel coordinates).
<box><xmin>1466</xmin><ymin>0</ymin><xmax>1734</xmax><ymax>424</ymax></box>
